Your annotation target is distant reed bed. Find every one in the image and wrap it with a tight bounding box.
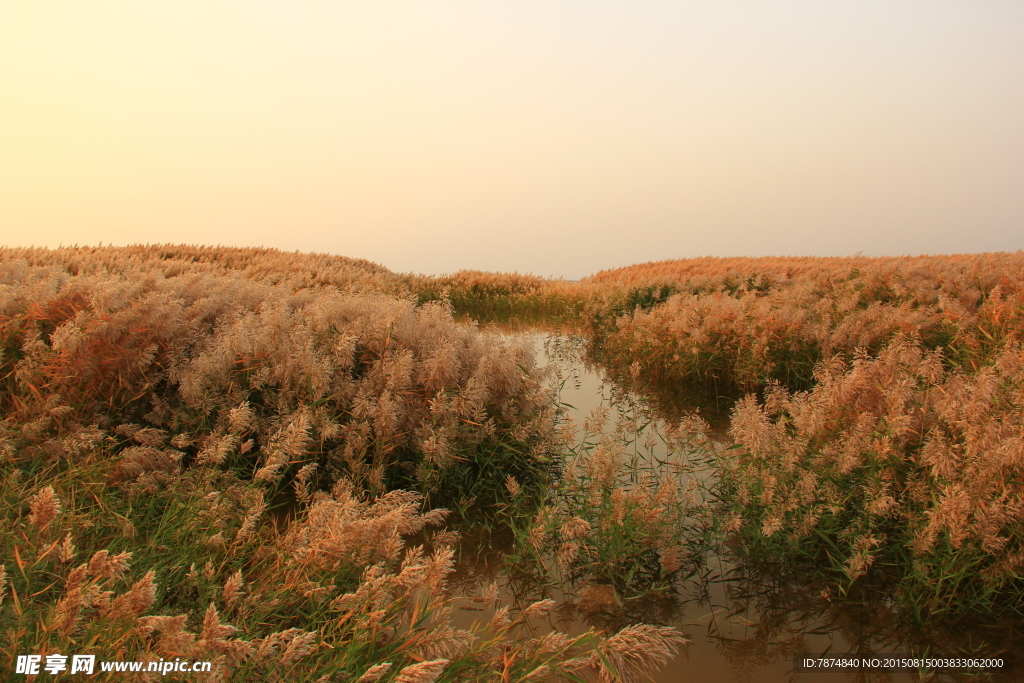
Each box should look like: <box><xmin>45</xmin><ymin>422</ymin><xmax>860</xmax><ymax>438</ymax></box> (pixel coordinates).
<box><xmin>410</xmin><ymin>254</ymin><xmax>1024</xmax><ymax>398</ymax></box>
<box><xmin>409</xmin><ymin>270</ymin><xmax>593</xmax><ymax>324</ymax></box>
<box><xmin>586</xmin><ymin>252</ymin><xmax>1024</xmax><ymax>393</ymax></box>
<box><xmin>3</xmin><ymin>244</ymin><xmax>406</xmax><ymax>294</ymax></box>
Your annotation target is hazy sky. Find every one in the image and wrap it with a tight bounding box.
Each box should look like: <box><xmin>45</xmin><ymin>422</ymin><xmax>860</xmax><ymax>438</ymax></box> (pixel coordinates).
<box><xmin>2</xmin><ymin>2</ymin><xmax>1022</xmax><ymax>278</ymax></box>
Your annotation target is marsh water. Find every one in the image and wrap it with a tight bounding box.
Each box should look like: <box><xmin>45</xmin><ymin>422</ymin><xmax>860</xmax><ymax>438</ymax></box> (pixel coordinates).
<box><xmin>450</xmin><ymin>323</ymin><xmax>1021</xmax><ymax>683</ymax></box>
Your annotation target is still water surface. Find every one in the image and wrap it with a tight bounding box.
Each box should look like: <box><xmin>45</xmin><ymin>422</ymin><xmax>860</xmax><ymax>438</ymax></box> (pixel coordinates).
<box><xmin>450</xmin><ymin>326</ymin><xmax>1020</xmax><ymax>682</ymax></box>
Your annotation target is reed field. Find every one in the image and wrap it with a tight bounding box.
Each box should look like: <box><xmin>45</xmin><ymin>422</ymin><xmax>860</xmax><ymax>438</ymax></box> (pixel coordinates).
<box><xmin>4</xmin><ymin>245</ymin><xmax>1024</xmax><ymax>680</ymax></box>
<box><xmin>412</xmin><ymin>252</ymin><xmax>1024</xmax><ymax>619</ymax></box>
<box><xmin>0</xmin><ymin>246</ymin><xmax>685</xmax><ymax>682</ymax></box>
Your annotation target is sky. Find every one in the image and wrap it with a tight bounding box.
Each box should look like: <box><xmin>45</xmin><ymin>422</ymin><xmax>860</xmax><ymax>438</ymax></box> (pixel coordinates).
<box><xmin>2</xmin><ymin>2</ymin><xmax>1023</xmax><ymax>279</ymax></box>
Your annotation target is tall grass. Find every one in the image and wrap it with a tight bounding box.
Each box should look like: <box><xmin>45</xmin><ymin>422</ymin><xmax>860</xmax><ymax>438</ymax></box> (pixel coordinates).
<box><xmin>717</xmin><ymin>336</ymin><xmax>1024</xmax><ymax>614</ymax></box>
<box><xmin>409</xmin><ymin>251</ymin><xmax>1024</xmax><ymax>620</ymax></box>
<box><xmin>509</xmin><ymin>397</ymin><xmax>715</xmax><ymax>600</ymax></box>
<box><xmin>2</xmin><ymin>457</ymin><xmax>684</xmax><ymax>681</ymax></box>
<box><xmin>0</xmin><ymin>262</ymin><xmax>556</xmax><ymax>497</ymax></box>
<box><xmin>589</xmin><ymin>253</ymin><xmax>1024</xmax><ymax>394</ymax></box>
<box><xmin>7</xmin><ymin>243</ymin><xmax>1024</xmax><ymax>680</ymax></box>
<box><xmin>0</xmin><ymin>247</ymin><xmax>689</xmax><ymax>681</ymax></box>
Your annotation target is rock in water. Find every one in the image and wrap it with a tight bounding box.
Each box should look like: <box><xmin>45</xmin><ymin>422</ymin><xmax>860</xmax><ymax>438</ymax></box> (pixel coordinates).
<box><xmin>575</xmin><ymin>581</ymin><xmax>621</xmax><ymax>614</ymax></box>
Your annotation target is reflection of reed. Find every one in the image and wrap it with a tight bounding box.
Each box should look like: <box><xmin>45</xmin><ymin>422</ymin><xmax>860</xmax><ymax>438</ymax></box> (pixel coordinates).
<box><xmin>701</xmin><ymin>551</ymin><xmax>1024</xmax><ymax>683</ymax></box>
<box><xmin>456</xmin><ymin>531</ymin><xmax>1023</xmax><ymax>682</ymax></box>
<box><xmin>585</xmin><ymin>341</ymin><xmax>736</xmax><ymax>434</ymax></box>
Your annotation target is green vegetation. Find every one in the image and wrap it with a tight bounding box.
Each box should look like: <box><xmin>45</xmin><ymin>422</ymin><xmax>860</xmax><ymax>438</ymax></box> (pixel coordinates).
<box><xmin>507</xmin><ymin>405</ymin><xmax>713</xmax><ymax>599</ymax></box>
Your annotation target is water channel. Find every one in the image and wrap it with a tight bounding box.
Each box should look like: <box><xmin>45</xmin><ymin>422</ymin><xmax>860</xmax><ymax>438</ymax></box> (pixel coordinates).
<box><xmin>449</xmin><ymin>325</ymin><xmax>1022</xmax><ymax>682</ymax></box>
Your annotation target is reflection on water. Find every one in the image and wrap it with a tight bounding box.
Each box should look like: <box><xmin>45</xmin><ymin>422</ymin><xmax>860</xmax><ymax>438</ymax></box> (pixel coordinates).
<box><xmin>456</xmin><ymin>323</ymin><xmax>1023</xmax><ymax>682</ymax></box>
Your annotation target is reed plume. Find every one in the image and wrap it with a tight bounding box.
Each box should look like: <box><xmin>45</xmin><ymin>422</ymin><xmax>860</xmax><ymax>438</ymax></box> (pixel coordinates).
<box><xmin>28</xmin><ymin>485</ymin><xmax>60</xmax><ymax>531</ymax></box>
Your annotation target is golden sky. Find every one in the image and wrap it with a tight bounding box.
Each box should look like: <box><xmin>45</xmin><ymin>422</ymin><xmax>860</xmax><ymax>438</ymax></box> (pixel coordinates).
<box><xmin>2</xmin><ymin>2</ymin><xmax>1022</xmax><ymax>278</ymax></box>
